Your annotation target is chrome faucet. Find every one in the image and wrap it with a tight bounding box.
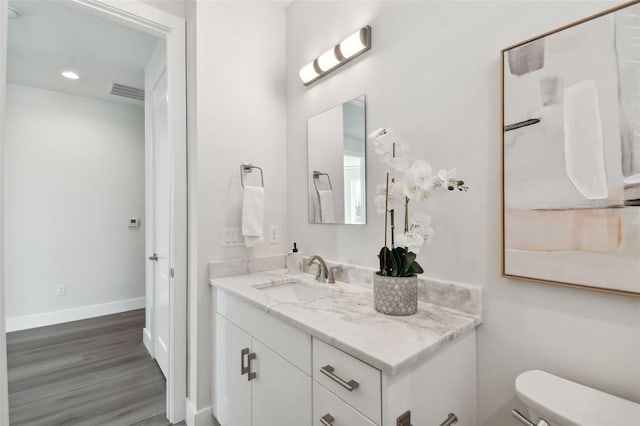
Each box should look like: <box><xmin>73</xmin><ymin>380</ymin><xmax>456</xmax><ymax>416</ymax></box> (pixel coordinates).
<box><xmin>307</xmin><ymin>255</ymin><xmax>335</xmax><ymax>284</ymax></box>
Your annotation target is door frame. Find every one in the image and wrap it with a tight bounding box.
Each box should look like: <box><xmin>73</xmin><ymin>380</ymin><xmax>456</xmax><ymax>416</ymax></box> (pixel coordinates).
<box><xmin>0</xmin><ymin>3</ymin><xmax>9</xmax><ymax>425</ymax></box>
<box><xmin>0</xmin><ymin>1</ymin><xmax>188</xmax><ymax>423</ymax></box>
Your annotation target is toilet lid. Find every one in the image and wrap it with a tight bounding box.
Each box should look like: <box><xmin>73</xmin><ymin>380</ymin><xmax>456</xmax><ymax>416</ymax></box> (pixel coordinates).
<box><xmin>515</xmin><ymin>370</ymin><xmax>640</xmax><ymax>426</ymax></box>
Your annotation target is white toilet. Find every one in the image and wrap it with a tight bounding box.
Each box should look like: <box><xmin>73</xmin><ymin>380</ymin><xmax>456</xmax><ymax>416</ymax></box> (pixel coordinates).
<box><xmin>513</xmin><ymin>370</ymin><xmax>640</xmax><ymax>426</ymax></box>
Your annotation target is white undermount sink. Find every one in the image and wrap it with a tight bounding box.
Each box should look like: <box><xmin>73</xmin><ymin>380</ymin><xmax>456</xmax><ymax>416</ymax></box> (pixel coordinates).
<box><xmin>251</xmin><ymin>281</ymin><xmax>332</xmax><ymax>303</ymax></box>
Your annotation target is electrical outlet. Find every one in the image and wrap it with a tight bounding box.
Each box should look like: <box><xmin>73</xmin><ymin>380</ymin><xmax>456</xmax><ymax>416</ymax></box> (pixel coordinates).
<box><xmin>269</xmin><ymin>226</ymin><xmax>279</xmax><ymax>244</ymax></box>
<box><xmin>56</xmin><ymin>284</ymin><xmax>66</xmax><ymax>296</ymax></box>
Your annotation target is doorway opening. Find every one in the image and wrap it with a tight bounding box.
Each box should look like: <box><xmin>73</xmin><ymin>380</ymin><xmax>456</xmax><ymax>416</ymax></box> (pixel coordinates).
<box><xmin>0</xmin><ymin>1</ymin><xmax>187</xmax><ymax>423</ymax></box>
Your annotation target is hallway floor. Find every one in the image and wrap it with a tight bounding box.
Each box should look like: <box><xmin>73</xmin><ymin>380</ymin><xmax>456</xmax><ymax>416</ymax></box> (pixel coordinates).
<box><xmin>6</xmin><ymin>309</ymin><xmax>182</xmax><ymax>425</ymax></box>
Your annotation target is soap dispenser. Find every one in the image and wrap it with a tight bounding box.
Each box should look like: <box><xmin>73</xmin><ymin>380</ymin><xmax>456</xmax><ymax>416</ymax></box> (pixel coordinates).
<box><xmin>287</xmin><ymin>242</ymin><xmax>302</xmax><ymax>274</ymax></box>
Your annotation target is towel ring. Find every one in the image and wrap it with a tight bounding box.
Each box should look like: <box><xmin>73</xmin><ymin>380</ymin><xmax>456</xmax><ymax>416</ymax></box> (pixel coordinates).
<box><xmin>313</xmin><ymin>171</ymin><xmax>333</xmax><ymax>223</ymax></box>
<box><xmin>241</xmin><ymin>164</ymin><xmax>264</xmax><ymax>188</ymax></box>
<box><xmin>313</xmin><ymin>171</ymin><xmax>333</xmax><ymax>192</ymax></box>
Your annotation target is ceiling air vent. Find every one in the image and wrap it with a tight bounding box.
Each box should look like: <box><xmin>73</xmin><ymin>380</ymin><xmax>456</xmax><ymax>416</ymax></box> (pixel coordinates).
<box><xmin>110</xmin><ymin>83</ymin><xmax>145</xmax><ymax>101</ymax></box>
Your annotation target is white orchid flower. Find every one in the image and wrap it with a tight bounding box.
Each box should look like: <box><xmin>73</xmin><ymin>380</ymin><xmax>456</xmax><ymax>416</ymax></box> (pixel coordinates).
<box><xmin>375</xmin><ymin>182</ymin><xmax>403</xmax><ymax>213</ymax></box>
<box><xmin>395</xmin><ymin>232</ymin><xmax>408</xmax><ymax>249</ymax></box>
<box><xmin>406</xmin><ymin>160</ymin><xmax>433</xmax><ymax>190</ymax></box>
<box><xmin>395</xmin><ymin>230</ymin><xmax>425</xmax><ymax>253</ymax></box>
<box><xmin>385</xmin><ymin>156</ymin><xmax>409</xmax><ymax>173</ymax></box>
<box><xmin>396</xmin><ymin>213</ymin><xmax>434</xmax><ymax>252</ymax></box>
<box><xmin>369</xmin><ymin>127</ymin><xmax>390</xmax><ymax>139</ymax></box>
<box><xmin>410</xmin><ymin>213</ymin><xmax>434</xmax><ymax>244</ymax></box>
<box><xmin>374</xmin><ymin>137</ymin><xmax>394</xmax><ymax>157</ymax></box>
<box><xmin>387</xmin><ymin>181</ymin><xmax>404</xmax><ymax>209</ymax></box>
<box><xmin>370</xmin><ymin>127</ymin><xmax>411</xmax><ymax>164</ymax></box>
<box><xmin>371</xmin><ymin>127</ymin><xmax>396</xmax><ymax>157</ymax></box>
<box><xmin>409</xmin><ymin>186</ymin><xmax>432</xmax><ymax>203</ymax></box>
<box><xmin>402</xmin><ymin>175</ymin><xmax>421</xmax><ymax>200</ymax></box>
<box><xmin>436</xmin><ymin>168</ymin><xmax>457</xmax><ymax>188</ymax></box>
<box><xmin>374</xmin><ymin>194</ymin><xmax>387</xmax><ymax>214</ymax></box>
<box><xmin>411</xmin><ymin>212</ymin><xmax>432</xmax><ymax>230</ymax></box>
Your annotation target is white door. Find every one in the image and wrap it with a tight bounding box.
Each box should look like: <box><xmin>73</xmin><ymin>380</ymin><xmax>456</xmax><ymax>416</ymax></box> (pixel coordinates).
<box><xmin>252</xmin><ymin>339</ymin><xmax>312</xmax><ymax>426</ymax></box>
<box><xmin>215</xmin><ymin>314</ymin><xmax>252</xmax><ymax>426</ymax></box>
<box><xmin>150</xmin><ymin>69</ymin><xmax>170</xmax><ymax>377</ymax></box>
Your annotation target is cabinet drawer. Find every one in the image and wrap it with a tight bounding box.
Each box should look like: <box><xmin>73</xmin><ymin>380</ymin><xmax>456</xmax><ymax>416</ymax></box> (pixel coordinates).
<box><xmin>217</xmin><ymin>289</ymin><xmax>311</xmax><ymax>374</ymax></box>
<box><xmin>313</xmin><ymin>381</ymin><xmax>376</xmax><ymax>426</ymax></box>
<box><xmin>312</xmin><ymin>338</ymin><xmax>381</xmax><ymax>424</ymax></box>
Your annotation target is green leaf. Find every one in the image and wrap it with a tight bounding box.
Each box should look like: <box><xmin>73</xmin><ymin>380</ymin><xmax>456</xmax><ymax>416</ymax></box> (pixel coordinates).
<box><xmin>400</xmin><ymin>251</ymin><xmax>416</xmax><ymax>276</ymax></box>
<box><xmin>378</xmin><ymin>246</ymin><xmax>391</xmax><ymax>274</ymax></box>
<box><xmin>389</xmin><ymin>248</ymin><xmax>399</xmax><ymax>277</ymax></box>
<box><xmin>407</xmin><ymin>261</ymin><xmax>424</xmax><ymax>275</ymax></box>
<box><xmin>394</xmin><ymin>247</ymin><xmax>406</xmax><ymax>277</ymax></box>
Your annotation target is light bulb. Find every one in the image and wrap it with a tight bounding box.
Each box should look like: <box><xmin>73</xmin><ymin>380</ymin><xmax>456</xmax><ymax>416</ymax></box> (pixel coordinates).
<box><xmin>61</xmin><ymin>71</ymin><xmax>80</xmax><ymax>80</ymax></box>
<box><xmin>317</xmin><ymin>48</ymin><xmax>340</xmax><ymax>72</ymax></box>
<box><xmin>299</xmin><ymin>62</ymin><xmax>318</xmax><ymax>84</ymax></box>
<box><xmin>339</xmin><ymin>28</ymin><xmax>366</xmax><ymax>59</ymax></box>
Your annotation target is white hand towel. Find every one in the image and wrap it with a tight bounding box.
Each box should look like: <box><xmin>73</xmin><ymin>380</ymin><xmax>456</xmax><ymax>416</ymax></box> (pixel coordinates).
<box><xmin>242</xmin><ymin>185</ymin><xmax>264</xmax><ymax>247</ymax></box>
<box><xmin>318</xmin><ymin>190</ymin><xmax>336</xmax><ymax>223</ymax></box>
<box><xmin>313</xmin><ymin>193</ymin><xmax>321</xmax><ymax>223</ymax></box>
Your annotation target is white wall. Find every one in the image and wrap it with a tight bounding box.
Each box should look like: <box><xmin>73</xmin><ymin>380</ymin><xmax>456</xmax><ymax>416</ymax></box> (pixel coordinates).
<box><xmin>285</xmin><ymin>2</ymin><xmax>640</xmax><ymax>424</ymax></box>
<box><xmin>140</xmin><ymin>0</ymin><xmax>187</xmax><ymax>20</ymax></box>
<box><xmin>4</xmin><ymin>84</ymin><xmax>145</xmax><ymax>323</ymax></box>
<box><xmin>190</xmin><ymin>0</ymin><xmax>287</xmax><ymax>414</ymax></box>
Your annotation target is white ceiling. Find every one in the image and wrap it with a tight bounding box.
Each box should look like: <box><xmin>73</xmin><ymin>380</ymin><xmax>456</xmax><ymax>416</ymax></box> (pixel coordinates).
<box><xmin>7</xmin><ymin>0</ymin><xmax>159</xmax><ymax>106</ymax></box>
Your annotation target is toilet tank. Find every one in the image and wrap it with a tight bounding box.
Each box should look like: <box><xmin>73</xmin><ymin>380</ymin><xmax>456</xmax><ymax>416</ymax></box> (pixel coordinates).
<box><xmin>515</xmin><ymin>370</ymin><xmax>640</xmax><ymax>426</ymax></box>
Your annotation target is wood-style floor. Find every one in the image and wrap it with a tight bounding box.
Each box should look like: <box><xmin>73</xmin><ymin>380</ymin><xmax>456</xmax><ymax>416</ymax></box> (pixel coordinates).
<box><xmin>7</xmin><ymin>309</ymin><xmax>183</xmax><ymax>426</ymax></box>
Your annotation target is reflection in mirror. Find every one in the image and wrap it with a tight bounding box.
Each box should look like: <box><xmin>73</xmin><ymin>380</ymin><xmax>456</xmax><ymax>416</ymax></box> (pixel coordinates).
<box><xmin>308</xmin><ymin>95</ymin><xmax>366</xmax><ymax>225</ymax></box>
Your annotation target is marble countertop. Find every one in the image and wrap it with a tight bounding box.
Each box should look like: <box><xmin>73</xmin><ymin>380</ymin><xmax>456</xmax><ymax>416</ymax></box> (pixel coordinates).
<box><xmin>210</xmin><ymin>269</ymin><xmax>481</xmax><ymax>375</ymax></box>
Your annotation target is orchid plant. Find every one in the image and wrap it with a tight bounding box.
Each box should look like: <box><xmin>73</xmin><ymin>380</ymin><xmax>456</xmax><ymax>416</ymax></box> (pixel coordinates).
<box><xmin>371</xmin><ymin>127</ymin><xmax>468</xmax><ymax>277</ymax></box>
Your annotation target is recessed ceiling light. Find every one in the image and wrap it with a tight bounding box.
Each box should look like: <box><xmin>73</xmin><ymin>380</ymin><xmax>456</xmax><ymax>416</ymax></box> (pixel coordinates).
<box><xmin>8</xmin><ymin>7</ymin><xmax>21</xmax><ymax>19</ymax></box>
<box><xmin>61</xmin><ymin>71</ymin><xmax>80</xmax><ymax>80</ymax></box>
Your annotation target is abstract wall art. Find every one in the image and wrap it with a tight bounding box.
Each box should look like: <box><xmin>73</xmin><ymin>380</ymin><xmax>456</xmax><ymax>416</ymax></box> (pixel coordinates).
<box><xmin>501</xmin><ymin>1</ymin><xmax>640</xmax><ymax>297</ymax></box>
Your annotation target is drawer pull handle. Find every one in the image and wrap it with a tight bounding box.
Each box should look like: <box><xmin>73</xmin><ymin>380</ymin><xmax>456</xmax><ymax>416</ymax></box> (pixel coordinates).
<box><xmin>320</xmin><ymin>414</ymin><xmax>334</xmax><ymax>426</ymax></box>
<box><xmin>440</xmin><ymin>413</ymin><xmax>458</xmax><ymax>426</ymax></box>
<box><xmin>320</xmin><ymin>365</ymin><xmax>359</xmax><ymax>392</ymax></box>
<box><xmin>241</xmin><ymin>348</ymin><xmax>250</xmax><ymax>376</ymax></box>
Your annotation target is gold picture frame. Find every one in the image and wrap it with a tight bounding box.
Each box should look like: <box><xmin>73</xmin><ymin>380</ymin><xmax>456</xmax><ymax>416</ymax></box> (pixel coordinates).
<box><xmin>500</xmin><ymin>0</ymin><xmax>640</xmax><ymax>298</ymax></box>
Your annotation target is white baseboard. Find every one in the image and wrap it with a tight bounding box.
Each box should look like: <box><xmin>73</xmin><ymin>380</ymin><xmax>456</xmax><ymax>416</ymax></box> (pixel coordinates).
<box><xmin>186</xmin><ymin>398</ymin><xmax>214</xmax><ymax>426</ymax></box>
<box><xmin>6</xmin><ymin>297</ymin><xmax>145</xmax><ymax>332</ymax></box>
<box><xmin>143</xmin><ymin>327</ymin><xmax>154</xmax><ymax>357</ymax></box>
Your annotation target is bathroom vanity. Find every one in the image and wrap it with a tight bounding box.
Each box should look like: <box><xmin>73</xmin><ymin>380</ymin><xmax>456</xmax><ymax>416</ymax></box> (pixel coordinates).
<box><xmin>210</xmin><ymin>269</ymin><xmax>481</xmax><ymax>426</ymax></box>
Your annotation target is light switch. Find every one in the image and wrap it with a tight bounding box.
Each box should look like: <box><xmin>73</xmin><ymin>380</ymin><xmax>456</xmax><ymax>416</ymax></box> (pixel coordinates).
<box><xmin>222</xmin><ymin>227</ymin><xmax>244</xmax><ymax>247</ymax></box>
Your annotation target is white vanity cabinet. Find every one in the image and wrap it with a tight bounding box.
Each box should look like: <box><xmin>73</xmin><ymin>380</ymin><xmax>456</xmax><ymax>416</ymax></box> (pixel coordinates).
<box><xmin>311</xmin><ymin>333</ymin><xmax>477</xmax><ymax>426</ymax></box>
<box><xmin>212</xmin><ymin>286</ymin><xmax>478</xmax><ymax>426</ymax></box>
<box><xmin>213</xmin><ymin>291</ymin><xmax>312</xmax><ymax>426</ymax></box>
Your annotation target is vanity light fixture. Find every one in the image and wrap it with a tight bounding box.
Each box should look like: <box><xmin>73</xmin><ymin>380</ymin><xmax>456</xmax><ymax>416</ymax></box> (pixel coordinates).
<box><xmin>61</xmin><ymin>70</ymin><xmax>80</xmax><ymax>80</ymax></box>
<box><xmin>299</xmin><ymin>25</ymin><xmax>371</xmax><ymax>86</ymax></box>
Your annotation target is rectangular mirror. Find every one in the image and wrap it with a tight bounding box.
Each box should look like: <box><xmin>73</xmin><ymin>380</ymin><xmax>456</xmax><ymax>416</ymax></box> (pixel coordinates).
<box><xmin>308</xmin><ymin>95</ymin><xmax>366</xmax><ymax>225</ymax></box>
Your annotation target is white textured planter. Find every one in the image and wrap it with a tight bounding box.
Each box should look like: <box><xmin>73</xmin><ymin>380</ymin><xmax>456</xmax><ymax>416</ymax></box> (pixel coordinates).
<box><xmin>373</xmin><ymin>272</ymin><xmax>418</xmax><ymax>316</ymax></box>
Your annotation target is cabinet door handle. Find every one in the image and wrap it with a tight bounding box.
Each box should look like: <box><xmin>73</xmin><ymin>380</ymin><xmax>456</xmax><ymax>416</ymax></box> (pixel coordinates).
<box><xmin>320</xmin><ymin>365</ymin><xmax>359</xmax><ymax>392</ymax></box>
<box><xmin>439</xmin><ymin>413</ymin><xmax>458</xmax><ymax>426</ymax></box>
<box><xmin>397</xmin><ymin>410</ymin><xmax>412</xmax><ymax>426</ymax></box>
<box><xmin>320</xmin><ymin>414</ymin><xmax>334</xmax><ymax>426</ymax></box>
<box><xmin>241</xmin><ymin>348</ymin><xmax>250</xmax><ymax>376</ymax></box>
<box><xmin>247</xmin><ymin>352</ymin><xmax>256</xmax><ymax>381</ymax></box>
